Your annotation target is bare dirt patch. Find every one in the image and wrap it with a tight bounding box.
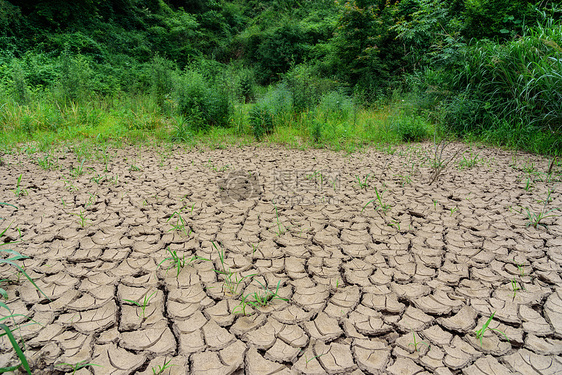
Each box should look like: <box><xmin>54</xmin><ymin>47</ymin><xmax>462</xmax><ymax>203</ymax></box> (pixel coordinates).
<box><xmin>1</xmin><ymin>143</ymin><xmax>561</xmax><ymax>374</ymax></box>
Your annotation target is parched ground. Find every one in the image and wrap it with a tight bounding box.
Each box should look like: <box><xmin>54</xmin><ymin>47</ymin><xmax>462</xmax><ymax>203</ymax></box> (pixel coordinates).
<box><xmin>0</xmin><ymin>142</ymin><xmax>561</xmax><ymax>375</ymax></box>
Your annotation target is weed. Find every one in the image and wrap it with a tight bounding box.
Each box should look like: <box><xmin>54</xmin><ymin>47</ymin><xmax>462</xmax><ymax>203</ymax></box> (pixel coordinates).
<box><xmin>158</xmin><ymin>247</ymin><xmax>209</xmax><ymax>277</ymax></box>
<box><xmin>1</xmin><ymin>210</ymin><xmax>49</xmax><ymax>375</ymax></box>
<box><xmin>55</xmin><ymin>360</ymin><xmax>101</xmax><ymax>374</ymax></box>
<box><xmin>70</xmin><ymin>210</ymin><xmax>89</xmax><ymax>228</ymax></box>
<box><xmin>513</xmin><ymin>259</ymin><xmax>525</xmax><ymax>277</ymax></box>
<box><xmin>71</xmin><ymin>158</ymin><xmax>86</xmax><ymax>178</ymax></box>
<box><xmin>167</xmin><ymin>207</ymin><xmax>192</xmax><ymax>236</ymax></box>
<box><xmin>511</xmin><ymin>278</ymin><xmax>521</xmax><ymax>298</ymax></box>
<box><xmin>90</xmin><ymin>174</ymin><xmax>106</xmax><ymax>184</ymax></box>
<box><xmin>37</xmin><ymin>154</ymin><xmax>58</xmax><ymax>170</ymax></box>
<box><xmin>129</xmin><ymin>164</ymin><xmax>142</xmax><ymax>172</ymax></box>
<box><xmin>524</xmin><ymin>178</ymin><xmax>534</xmax><ymax>191</ymax></box>
<box><xmin>12</xmin><ymin>174</ymin><xmax>27</xmax><ymax>197</ymax></box>
<box><xmin>458</xmin><ymin>152</ymin><xmax>481</xmax><ymax>169</ymax></box>
<box><xmin>389</xmin><ymin>220</ymin><xmax>401</xmax><ymax>231</ymax></box>
<box><xmin>355</xmin><ymin>174</ymin><xmax>370</xmax><ymax>189</ymax></box>
<box><xmin>428</xmin><ymin>138</ymin><xmax>462</xmax><ymax>185</ymax></box>
<box><xmin>361</xmin><ymin>186</ymin><xmax>391</xmax><ymax>213</ymax></box>
<box><xmin>272</xmin><ymin>201</ymin><xmax>286</xmax><ymax>235</ymax></box>
<box><xmin>474</xmin><ymin>312</ymin><xmax>509</xmax><ymax>346</ymax></box>
<box><xmin>123</xmin><ymin>290</ymin><xmax>157</xmax><ymax>320</ymax></box>
<box><xmin>397</xmin><ymin>174</ymin><xmax>412</xmax><ymax>186</ymax></box>
<box><xmin>249</xmin><ymin>280</ymin><xmax>288</xmax><ymax>307</ymax></box>
<box><xmin>151</xmin><ymin>358</ymin><xmax>175</xmax><ymax>375</ymax></box>
<box><xmin>213</xmin><ymin>242</ymin><xmax>255</xmax><ymax>296</ymax></box>
<box><xmin>233</xmin><ymin>280</ymin><xmax>288</xmax><ymax>315</ymax></box>
<box><xmin>450</xmin><ymin>207</ymin><xmax>458</xmax><ymax>216</ymax></box>
<box><xmin>523</xmin><ymin>188</ymin><xmax>559</xmax><ymax>228</ymax></box>
<box><xmin>86</xmin><ymin>193</ymin><xmax>97</xmax><ymax>208</ymax></box>
<box><xmin>63</xmin><ymin>178</ymin><xmax>79</xmax><ymax>192</ymax></box>
<box><xmin>298</xmin><ymin>349</ymin><xmax>326</xmax><ymax>369</ymax></box>
<box><xmin>408</xmin><ymin>331</ymin><xmax>430</xmax><ymax>352</ymax></box>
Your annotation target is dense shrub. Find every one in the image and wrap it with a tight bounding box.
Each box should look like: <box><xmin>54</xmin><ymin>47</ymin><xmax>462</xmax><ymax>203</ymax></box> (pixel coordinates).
<box><xmin>393</xmin><ymin>114</ymin><xmax>431</xmax><ymax>142</ymax></box>
<box><xmin>249</xmin><ymin>103</ymin><xmax>275</xmax><ymax>141</ymax></box>
<box><xmin>173</xmin><ymin>70</ymin><xmax>232</xmax><ymax>132</ymax></box>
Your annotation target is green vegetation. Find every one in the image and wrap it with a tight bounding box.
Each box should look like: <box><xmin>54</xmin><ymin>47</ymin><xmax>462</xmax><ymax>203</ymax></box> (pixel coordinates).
<box><xmin>474</xmin><ymin>312</ymin><xmax>510</xmax><ymax>346</ymax></box>
<box><xmin>123</xmin><ymin>290</ymin><xmax>157</xmax><ymax>321</ymax></box>
<box><xmin>1</xmin><ymin>203</ymin><xmax>49</xmax><ymax>374</ymax></box>
<box><xmin>0</xmin><ymin>1</ymin><xmax>560</xmax><ymax>155</ymax></box>
<box><xmin>11</xmin><ymin>174</ymin><xmax>27</xmax><ymax>197</ymax></box>
<box><xmin>55</xmin><ymin>361</ymin><xmax>101</xmax><ymax>374</ymax></box>
<box><xmin>522</xmin><ymin>188</ymin><xmax>560</xmax><ymax>228</ymax></box>
<box><xmin>212</xmin><ymin>241</ymin><xmax>255</xmax><ymax>296</ymax></box>
<box><xmin>408</xmin><ymin>331</ymin><xmax>430</xmax><ymax>352</ymax></box>
<box><xmin>151</xmin><ymin>359</ymin><xmax>175</xmax><ymax>375</ymax></box>
<box><xmin>158</xmin><ymin>247</ymin><xmax>209</xmax><ymax>277</ymax></box>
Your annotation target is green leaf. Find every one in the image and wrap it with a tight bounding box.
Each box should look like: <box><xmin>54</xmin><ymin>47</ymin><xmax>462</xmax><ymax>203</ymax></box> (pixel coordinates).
<box><xmin>0</xmin><ymin>323</ymin><xmax>31</xmax><ymax>374</ymax></box>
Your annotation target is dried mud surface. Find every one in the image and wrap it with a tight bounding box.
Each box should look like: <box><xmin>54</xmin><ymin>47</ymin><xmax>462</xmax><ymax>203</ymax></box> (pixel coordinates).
<box><xmin>1</xmin><ymin>143</ymin><xmax>561</xmax><ymax>375</ymax></box>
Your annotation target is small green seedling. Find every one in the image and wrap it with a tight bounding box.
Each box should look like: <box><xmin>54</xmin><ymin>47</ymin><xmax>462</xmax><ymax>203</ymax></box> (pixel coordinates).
<box><xmin>86</xmin><ymin>193</ymin><xmax>97</xmax><ymax>208</ymax></box>
<box><xmin>389</xmin><ymin>220</ymin><xmax>401</xmax><ymax>231</ymax></box>
<box><xmin>250</xmin><ymin>280</ymin><xmax>288</xmax><ymax>307</ymax></box>
<box><xmin>514</xmin><ymin>259</ymin><xmax>525</xmax><ymax>277</ymax></box>
<box><xmin>55</xmin><ymin>360</ymin><xmax>101</xmax><ymax>374</ymax></box>
<box><xmin>152</xmin><ymin>358</ymin><xmax>175</xmax><ymax>375</ymax></box>
<box><xmin>408</xmin><ymin>331</ymin><xmax>430</xmax><ymax>352</ymax></box>
<box><xmin>361</xmin><ymin>186</ymin><xmax>390</xmax><ymax>213</ymax></box>
<box><xmin>158</xmin><ymin>247</ymin><xmax>209</xmax><ymax>277</ymax></box>
<box><xmin>233</xmin><ymin>280</ymin><xmax>288</xmax><ymax>315</ymax></box>
<box><xmin>91</xmin><ymin>174</ymin><xmax>106</xmax><ymax>184</ymax></box>
<box><xmin>450</xmin><ymin>207</ymin><xmax>458</xmax><ymax>216</ymax></box>
<box><xmin>299</xmin><ymin>349</ymin><xmax>325</xmax><ymax>369</ymax></box>
<box><xmin>524</xmin><ymin>189</ymin><xmax>559</xmax><ymax>228</ymax></box>
<box><xmin>70</xmin><ymin>210</ymin><xmax>89</xmax><ymax>228</ymax></box>
<box><xmin>213</xmin><ymin>242</ymin><xmax>256</xmax><ymax>296</ymax></box>
<box><xmin>129</xmin><ymin>164</ymin><xmax>142</xmax><ymax>172</ymax></box>
<box><xmin>474</xmin><ymin>312</ymin><xmax>509</xmax><ymax>346</ymax></box>
<box><xmin>71</xmin><ymin>158</ymin><xmax>86</xmax><ymax>178</ymax></box>
<box><xmin>37</xmin><ymin>154</ymin><xmax>58</xmax><ymax>170</ymax></box>
<box><xmin>458</xmin><ymin>152</ymin><xmax>480</xmax><ymax>169</ymax></box>
<box><xmin>1</xmin><ymin>216</ymin><xmax>50</xmax><ymax>375</ymax></box>
<box><xmin>167</xmin><ymin>208</ymin><xmax>192</xmax><ymax>236</ymax></box>
<box><xmin>524</xmin><ymin>178</ymin><xmax>533</xmax><ymax>191</ymax></box>
<box><xmin>355</xmin><ymin>174</ymin><xmax>370</xmax><ymax>189</ymax></box>
<box><xmin>124</xmin><ymin>290</ymin><xmax>157</xmax><ymax>320</ymax></box>
<box><xmin>511</xmin><ymin>278</ymin><xmax>521</xmax><ymax>298</ymax></box>
<box><xmin>12</xmin><ymin>174</ymin><xmax>27</xmax><ymax>197</ymax></box>
<box><xmin>273</xmin><ymin>201</ymin><xmax>285</xmax><ymax>235</ymax></box>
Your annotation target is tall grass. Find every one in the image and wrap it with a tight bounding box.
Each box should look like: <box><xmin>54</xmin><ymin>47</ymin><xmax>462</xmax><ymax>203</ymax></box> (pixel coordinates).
<box><xmin>436</xmin><ymin>16</ymin><xmax>562</xmax><ymax>154</ymax></box>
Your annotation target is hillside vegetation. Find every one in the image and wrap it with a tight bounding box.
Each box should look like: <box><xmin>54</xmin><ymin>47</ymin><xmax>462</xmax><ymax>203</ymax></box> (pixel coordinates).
<box><xmin>1</xmin><ymin>0</ymin><xmax>561</xmax><ymax>154</ymax></box>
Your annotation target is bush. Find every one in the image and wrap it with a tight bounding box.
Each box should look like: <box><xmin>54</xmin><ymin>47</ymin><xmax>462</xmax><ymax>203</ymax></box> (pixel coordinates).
<box><xmin>310</xmin><ymin>119</ymin><xmax>323</xmax><ymax>143</ymax></box>
<box><xmin>394</xmin><ymin>114</ymin><xmax>431</xmax><ymax>142</ymax></box>
<box><xmin>150</xmin><ymin>55</ymin><xmax>175</xmax><ymax>110</ymax></box>
<box><xmin>283</xmin><ymin>64</ymin><xmax>332</xmax><ymax>113</ymax></box>
<box><xmin>56</xmin><ymin>50</ymin><xmax>92</xmax><ymax>104</ymax></box>
<box><xmin>249</xmin><ymin>102</ymin><xmax>274</xmax><ymax>141</ymax></box>
<box><xmin>10</xmin><ymin>59</ymin><xmax>29</xmax><ymax>105</ymax></box>
<box><xmin>173</xmin><ymin>69</ymin><xmax>232</xmax><ymax>132</ymax></box>
<box><xmin>318</xmin><ymin>91</ymin><xmax>354</xmax><ymax>121</ymax></box>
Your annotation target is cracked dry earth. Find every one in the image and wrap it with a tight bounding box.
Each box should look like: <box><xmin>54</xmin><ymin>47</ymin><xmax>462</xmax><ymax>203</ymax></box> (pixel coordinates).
<box><xmin>1</xmin><ymin>142</ymin><xmax>562</xmax><ymax>375</ymax></box>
